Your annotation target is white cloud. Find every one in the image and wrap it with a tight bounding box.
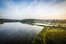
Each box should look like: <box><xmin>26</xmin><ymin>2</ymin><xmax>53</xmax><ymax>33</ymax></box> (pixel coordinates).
<box><xmin>0</xmin><ymin>0</ymin><xmax>66</xmax><ymax>19</ymax></box>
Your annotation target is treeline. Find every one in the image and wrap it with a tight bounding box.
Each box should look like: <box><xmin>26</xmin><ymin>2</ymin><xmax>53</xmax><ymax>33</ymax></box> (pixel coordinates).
<box><xmin>0</xmin><ymin>18</ymin><xmax>66</xmax><ymax>24</ymax></box>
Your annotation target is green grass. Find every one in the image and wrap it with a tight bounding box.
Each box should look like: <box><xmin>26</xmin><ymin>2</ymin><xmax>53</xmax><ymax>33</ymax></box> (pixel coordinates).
<box><xmin>32</xmin><ymin>27</ymin><xmax>66</xmax><ymax>44</ymax></box>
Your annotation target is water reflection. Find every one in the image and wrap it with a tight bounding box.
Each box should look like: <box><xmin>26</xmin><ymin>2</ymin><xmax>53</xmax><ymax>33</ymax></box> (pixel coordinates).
<box><xmin>0</xmin><ymin>22</ymin><xmax>43</xmax><ymax>44</ymax></box>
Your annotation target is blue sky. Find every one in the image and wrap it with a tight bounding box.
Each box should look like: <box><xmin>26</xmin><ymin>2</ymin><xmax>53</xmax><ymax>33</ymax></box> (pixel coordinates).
<box><xmin>0</xmin><ymin>0</ymin><xmax>66</xmax><ymax>19</ymax></box>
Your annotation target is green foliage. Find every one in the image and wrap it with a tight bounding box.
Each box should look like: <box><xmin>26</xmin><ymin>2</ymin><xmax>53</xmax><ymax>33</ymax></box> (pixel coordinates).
<box><xmin>32</xmin><ymin>27</ymin><xmax>66</xmax><ymax>44</ymax></box>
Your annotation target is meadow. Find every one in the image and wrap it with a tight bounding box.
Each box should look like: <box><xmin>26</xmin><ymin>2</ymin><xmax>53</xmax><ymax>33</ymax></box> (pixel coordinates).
<box><xmin>32</xmin><ymin>26</ymin><xmax>66</xmax><ymax>44</ymax></box>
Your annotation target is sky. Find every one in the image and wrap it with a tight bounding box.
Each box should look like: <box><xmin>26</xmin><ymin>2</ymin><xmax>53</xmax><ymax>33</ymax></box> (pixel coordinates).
<box><xmin>0</xmin><ymin>0</ymin><xmax>66</xmax><ymax>19</ymax></box>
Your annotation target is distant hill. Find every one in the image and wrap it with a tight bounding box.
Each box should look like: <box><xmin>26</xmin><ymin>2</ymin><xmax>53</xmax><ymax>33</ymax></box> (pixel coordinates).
<box><xmin>0</xmin><ymin>18</ymin><xmax>66</xmax><ymax>24</ymax></box>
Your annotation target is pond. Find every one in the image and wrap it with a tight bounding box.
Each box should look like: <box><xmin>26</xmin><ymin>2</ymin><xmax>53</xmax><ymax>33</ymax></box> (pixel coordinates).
<box><xmin>0</xmin><ymin>22</ymin><xmax>43</xmax><ymax>44</ymax></box>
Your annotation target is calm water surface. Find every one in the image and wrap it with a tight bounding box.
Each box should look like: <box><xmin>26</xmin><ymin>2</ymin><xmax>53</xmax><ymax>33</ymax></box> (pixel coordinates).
<box><xmin>0</xmin><ymin>22</ymin><xmax>43</xmax><ymax>44</ymax></box>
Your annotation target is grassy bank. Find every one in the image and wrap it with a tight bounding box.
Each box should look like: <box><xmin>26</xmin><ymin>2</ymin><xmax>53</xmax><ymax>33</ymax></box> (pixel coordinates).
<box><xmin>32</xmin><ymin>26</ymin><xmax>66</xmax><ymax>44</ymax></box>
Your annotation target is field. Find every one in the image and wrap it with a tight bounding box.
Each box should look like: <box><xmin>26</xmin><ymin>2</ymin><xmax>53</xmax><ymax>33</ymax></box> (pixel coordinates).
<box><xmin>32</xmin><ymin>26</ymin><xmax>66</xmax><ymax>44</ymax></box>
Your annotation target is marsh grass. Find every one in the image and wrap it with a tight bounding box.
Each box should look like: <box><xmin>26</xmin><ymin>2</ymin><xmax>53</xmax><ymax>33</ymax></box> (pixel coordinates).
<box><xmin>32</xmin><ymin>27</ymin><xmax>66</xmax><ymax>44</ymax></box>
